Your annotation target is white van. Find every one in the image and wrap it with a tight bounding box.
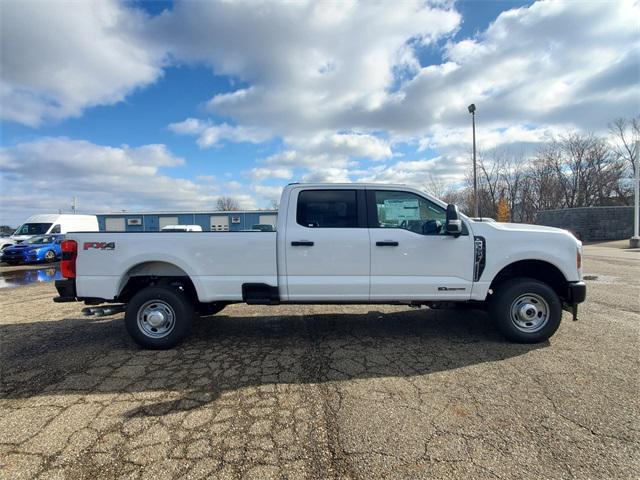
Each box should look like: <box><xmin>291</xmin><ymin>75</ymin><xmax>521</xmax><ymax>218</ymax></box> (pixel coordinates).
<box><xmin>11</xmin><ymin>214</ymin><xmax>99</xmax><ymax>242</ymax></box>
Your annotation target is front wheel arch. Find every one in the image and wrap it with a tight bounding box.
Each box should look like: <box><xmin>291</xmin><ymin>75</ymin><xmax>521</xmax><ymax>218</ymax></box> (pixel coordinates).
<box><xmin>489</xmin><ymin>259</ymin><xmax>568</xmax><ymax>301</ymax></box>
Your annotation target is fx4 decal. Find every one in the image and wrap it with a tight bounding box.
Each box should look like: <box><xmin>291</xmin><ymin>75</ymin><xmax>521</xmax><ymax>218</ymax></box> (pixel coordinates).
<box><xmin>84</xmin><ymin>242</ymin><xmax>115</xmax><ymax>251</ymax></box>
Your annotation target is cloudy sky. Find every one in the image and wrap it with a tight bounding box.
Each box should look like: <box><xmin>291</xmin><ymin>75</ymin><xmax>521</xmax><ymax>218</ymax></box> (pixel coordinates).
<box><xmin>1</xmin><ymin>0</ymin><xmax>638</xmax><ymax>226</ymax></box>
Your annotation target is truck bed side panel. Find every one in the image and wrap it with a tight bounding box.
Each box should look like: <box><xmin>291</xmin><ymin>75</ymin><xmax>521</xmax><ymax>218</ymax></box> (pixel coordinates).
<box><xmin>71</xmin><ymin>232</ymin><xmax>277</xmax><ymax>302</ymax></box>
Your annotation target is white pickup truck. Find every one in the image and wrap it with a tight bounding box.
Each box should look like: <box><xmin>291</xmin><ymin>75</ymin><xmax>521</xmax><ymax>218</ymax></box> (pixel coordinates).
<box><xmin>54</xmin><ymin>183</ymin><xmax>586</xmax><ymax>349</ymax></box>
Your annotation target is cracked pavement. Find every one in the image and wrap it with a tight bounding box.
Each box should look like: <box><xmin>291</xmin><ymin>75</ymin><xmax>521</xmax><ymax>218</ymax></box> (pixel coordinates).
<box><xmin>1</xmin><ymin>242</ymin><xmax>638</xmax><ymax>479</ymax></box>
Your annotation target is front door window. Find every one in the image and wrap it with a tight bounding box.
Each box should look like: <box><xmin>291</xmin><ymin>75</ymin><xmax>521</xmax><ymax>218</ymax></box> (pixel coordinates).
<box><xmin>373</xmin><ymin>190</ymin><xmax>446</xmax><ymax>235</ymax></box>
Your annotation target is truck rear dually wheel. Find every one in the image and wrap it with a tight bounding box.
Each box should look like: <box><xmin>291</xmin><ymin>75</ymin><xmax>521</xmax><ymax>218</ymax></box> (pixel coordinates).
<box><xmin>489</xmin><ymin>277</ymin><xmax>562</xmax><ymax>343</ymax></box>
<box><xmin>125</xmin><ymin>286</ymin><xmax>193</xmax><ymax>349</ymax></box>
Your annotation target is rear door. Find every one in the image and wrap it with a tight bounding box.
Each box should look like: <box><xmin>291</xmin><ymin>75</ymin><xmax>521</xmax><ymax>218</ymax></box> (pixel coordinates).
<box><xmin>367</xmin><ymin>188</ymin><xmax>474</xmax><ymax>300</ymax></box>
<box><xmin>285</xmin><ymin>188</ymin><xmax>370</xmax><ymax>301</ymax></box>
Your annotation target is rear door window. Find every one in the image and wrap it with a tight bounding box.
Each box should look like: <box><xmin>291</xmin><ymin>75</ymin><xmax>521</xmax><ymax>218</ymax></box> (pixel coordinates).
<box><xmin>296</xmin><ymin>190</ymin><xmax>358</xmax><ymax>228</ymax></box>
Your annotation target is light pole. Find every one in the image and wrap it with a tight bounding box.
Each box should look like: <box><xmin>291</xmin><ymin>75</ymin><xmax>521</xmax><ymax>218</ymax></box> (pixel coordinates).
<box><xmin>631</xmin><ymin>140</ymin><xmax>639</xmax><ymax>248</ymax></box>
<box><xmin>468</xmin><ymin>103</ymin><xmax>478</xmax><ymax>217</ymax></box>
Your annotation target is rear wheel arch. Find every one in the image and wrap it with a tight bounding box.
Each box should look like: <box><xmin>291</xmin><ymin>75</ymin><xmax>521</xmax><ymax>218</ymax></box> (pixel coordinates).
<box><xmin>117</xmin><ymin>261</ymin><xmax>199</xmax><ymax>304</ymax></box>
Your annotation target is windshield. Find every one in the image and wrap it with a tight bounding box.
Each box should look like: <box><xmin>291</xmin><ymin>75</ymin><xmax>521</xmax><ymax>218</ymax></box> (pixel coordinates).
<box><xmin>14</xmin><ymin>223</ymin><xmax>52</xmax><ymax>235</ymax></box>
<box><xmin>26</xmin><ymin>235</ymin><xmax>54</xmax><ymax>245</ymax></box>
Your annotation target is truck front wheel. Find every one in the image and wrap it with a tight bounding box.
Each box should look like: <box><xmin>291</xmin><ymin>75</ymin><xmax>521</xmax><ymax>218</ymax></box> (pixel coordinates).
<box><xmin>489</xmin><ymin>278</ymin><xmax>562</xmax><ymax>343</ymax></box>
<box><xmin>125</xmin><ymin>286</ymin><xmax>194</xmax><ymax>349</ymax></box>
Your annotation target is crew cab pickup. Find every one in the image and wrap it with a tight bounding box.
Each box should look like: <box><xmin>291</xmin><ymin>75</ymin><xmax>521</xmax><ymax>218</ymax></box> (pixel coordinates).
<box><xmin>54</xmin><ymin>183</ymin><xmax>586</xmax><ymax>349</ymax></box>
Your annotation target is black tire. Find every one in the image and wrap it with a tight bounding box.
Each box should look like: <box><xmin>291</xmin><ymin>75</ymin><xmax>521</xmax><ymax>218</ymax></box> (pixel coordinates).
<box><xmin>7</xmin><ymin>261</ymin><xmax>19</xmax><ymax>266</ymax></box>
<box><xmin>489</xmin><ymin>277</ymin><xmax>562</xmax><ymax>343</ymax></box>
<box><xmin>197</xmin><ymin>302</ymin><xmax>227</xmax><ymax>317</ymax></box>
<box><xmin>125</xmin><ymin>286</ymin><xmax>194</xmax><ymax>349</ymax></box>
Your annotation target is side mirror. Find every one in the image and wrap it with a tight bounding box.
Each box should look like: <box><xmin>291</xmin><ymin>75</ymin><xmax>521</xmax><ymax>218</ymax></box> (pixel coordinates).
<box><xmin>445</xmin><ymin>204</ymin><xmax>462</xmax><ymax>236</ymax></box>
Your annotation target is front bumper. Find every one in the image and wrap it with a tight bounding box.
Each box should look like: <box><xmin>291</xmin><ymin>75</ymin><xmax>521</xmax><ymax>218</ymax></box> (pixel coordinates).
<box><xmin>2</xmin><ymin>251</ymin><xmax>39</xmax><ymax>263</ymax></box>
<box><xmin>567</xmin><ymin>281</ymin><xmax>586</xmax><ymax>305</ymax></box>
<box><xmin>54</xmin><ymin>279</ymin><xmax>77</xmax><ymax>303</ymax></box>
<box><xmin>563</xmin><ymin>281</ymin><xmax>586</xmax><ymax>321</ymax></box>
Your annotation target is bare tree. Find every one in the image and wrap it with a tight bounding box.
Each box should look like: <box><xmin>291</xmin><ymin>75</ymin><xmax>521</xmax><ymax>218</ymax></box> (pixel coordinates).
<box><xmin>423</xmin><ymin>173</ymin><xmax>448</xmax><ymax>199</ymax></box>
<box><xmin>216</xmin><ymin>196</ymin><xmax>240</xmax><ymax>211</ymax></box>
<box><xmin>473</xmin><ymin>149</ymin><xmax>507</xmax><ymax>219</ymax></box>
<box><xmin>441</xmin><ymin>187</ymin><xmax>470</xmax><ymax>214</ymax></box>
<box><xmin>609</xmin><ymin>116</ymin><xmax>639</xmax><ymax>177</ymax></box>
<box><xmin>430</xmin><ymin>119</ymin><xmax>632</xmax><ymax>223</ymax></box>
<box><xmin>501</xmin><ymin>153</ymin><xmax>527</xmax><ymax>222</ymax></box>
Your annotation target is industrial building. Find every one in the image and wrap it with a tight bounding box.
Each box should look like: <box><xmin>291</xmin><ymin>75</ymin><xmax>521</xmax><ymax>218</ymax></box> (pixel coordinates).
<box><xmin>96</xmin><ymin>210</ymin><xmax>278</xmax><ymax>232</ymax></box>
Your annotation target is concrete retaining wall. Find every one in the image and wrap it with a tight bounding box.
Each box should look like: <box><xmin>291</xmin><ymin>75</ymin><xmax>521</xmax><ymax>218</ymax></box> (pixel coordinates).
<box><xmin>536</xmin><ymin>206</ymin><xmax>636</xmax><ymax>241</ymax></box>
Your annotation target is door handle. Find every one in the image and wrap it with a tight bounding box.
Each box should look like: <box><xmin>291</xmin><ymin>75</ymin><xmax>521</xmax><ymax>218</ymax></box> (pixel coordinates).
<box><xmin>291</xmin><ymin>241</ymin><xmax>314</xmax><ymax>246</ymax></box>
<box><xmin>376</xmin><ymin>241</ymin><xmax>399</xmax><ymax>247</ymax></box>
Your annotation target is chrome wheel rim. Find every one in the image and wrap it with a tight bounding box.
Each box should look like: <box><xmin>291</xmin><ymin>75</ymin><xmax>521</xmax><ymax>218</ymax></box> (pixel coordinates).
<box><xmin>137</xmin><ymin>300</ymin><xmax>176</xmax><ymax>338</ymax></box>
<box><xmin>45</xmin><ymin>250</ymin><xmax>55</xmax><ymax>260</ymax></box>
<box><xmin>510</xmin><ymin>293</ymin><xmax>549</xmax><ymax>333</ymax></box>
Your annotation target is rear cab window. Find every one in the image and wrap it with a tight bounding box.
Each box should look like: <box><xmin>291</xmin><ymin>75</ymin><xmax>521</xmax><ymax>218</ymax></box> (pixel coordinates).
<box><xmin>296</xmin><ymin>190</ymin><xmax>359</xmax><ymax>228</ymax></box>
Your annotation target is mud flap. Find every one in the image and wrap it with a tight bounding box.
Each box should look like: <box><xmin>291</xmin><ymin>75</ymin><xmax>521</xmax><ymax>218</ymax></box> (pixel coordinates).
<box><xmin>562</xmin><ymin>303</ymin><xmax>579</xmax><ymax>321</ymax></box>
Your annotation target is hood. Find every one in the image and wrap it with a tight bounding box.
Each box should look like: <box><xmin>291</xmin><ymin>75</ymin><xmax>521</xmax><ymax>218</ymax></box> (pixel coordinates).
<box><xmin>472</xmin><ymin>221</ymin><xmax>580</xmax><ymax>243</ymax></box>
<box><xmin>489</xmin><ymin>222</ymin><xmax>568</xmax><ymax>234</ymax></box>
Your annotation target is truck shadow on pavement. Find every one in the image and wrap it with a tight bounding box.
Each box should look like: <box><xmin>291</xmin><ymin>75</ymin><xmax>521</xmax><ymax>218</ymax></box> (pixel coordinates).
<box><xmin>1</xmin><ymin>307</ymin><xmax>548</xmax><ymax>417</ymax></box>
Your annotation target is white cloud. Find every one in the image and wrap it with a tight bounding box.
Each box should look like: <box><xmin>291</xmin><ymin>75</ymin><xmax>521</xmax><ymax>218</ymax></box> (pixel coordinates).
<box><xmin>286</xmin><ymin>132</ymin><xmax>393</xmax><ymax>161</ymax></box>
<box><xmin>249</xmin><ymin>167</ymin><xmax>293</xmax><ymax>181</ymax></box>
<box><xmin>168</xmin><ymin>118</ymin><xmax>271</xmax><ymax>148</ymax></box>
<box><xmin>3</xmin><ymin>0</ymin><xmax>638</xmax><ymax>211</ymax></box>
<box><xmin>225</xmin><ymin>180</ymin><xmax>243</xmax><ymax>190</ymax></box>
<box><xmin>302</xmin><ymin>168</ymin><xmax>351</xmax><ymax>184</ymax></box>
<box><xmin>417</xmin><ymin>124</ymin><xmax>561</xmax><ymax>163</ymax></box>
<box><xmin>161</xmin><ymin>0</ymin><xmax>637</xmax><ymax>186</ymax></box>
<box><xmin>376</xmin><ymin>0</ymin><xmax>640</xmax><ymax>134</ymax></box>
<box><xmin>154</xmin><ymin>0</ymin><xmax>636</xmax><ymax>140</ymax></box>
<box><xmin>253</xmin><ymin>185</ymin><xmax>284</xmax><ymax>204</ymax></box>
<box><xmin>150</xmin><ymin>0</ymin><xmax>460</xmax><ymax>136</ymax></box>
<box><xmin>0</xmin><ymin>138</ymin><xmax>255</xmax><ymax>225</ymax></box>
<box><xmin>0</xmin><ymin>0</ymin><xmax>162</xmax><ymax>126</ymax></box>
<box><xmin>355</xmin><ymin>156</ymin><xmax>468</xmax><ymax>188</ymax></box>
<box><xmin>167</xmin><ymin>118</ymin><xmax>206</xmax><ymax>135</ymax></box>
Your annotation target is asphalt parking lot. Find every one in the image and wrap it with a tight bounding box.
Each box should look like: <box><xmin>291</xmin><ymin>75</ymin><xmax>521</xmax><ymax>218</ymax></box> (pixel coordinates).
<box><xmin>1</xmin><ymin>242</ymin><xmax>638</xmax><ymax>479</ymax></box>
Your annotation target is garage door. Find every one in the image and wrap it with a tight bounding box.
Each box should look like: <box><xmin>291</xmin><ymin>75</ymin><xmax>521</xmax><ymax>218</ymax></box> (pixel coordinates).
<box><xmin>159</xmin><ymin>216</ymin><xmax>179</xmax><ymax>229</ymax></box>
<box><xmin>259</xmin><ymin>215</ymin><xmax>277</xmax><ymax>227</ymax></box>
<box><xmin>104</xmin><ymin>217</ymin><xmax>125</xmax><ymax>231</ymax></box>
<box><xmin>210</xmin><ymin>215</ymin><xmax>229</xmax><ymax>231</ymax></box>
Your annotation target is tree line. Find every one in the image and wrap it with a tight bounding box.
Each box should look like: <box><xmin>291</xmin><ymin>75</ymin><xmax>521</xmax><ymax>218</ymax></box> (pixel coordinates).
<box><xmin>431</xmin><ymin>116</ymin><xmax>638</xmax><ymax>223</ymax></box>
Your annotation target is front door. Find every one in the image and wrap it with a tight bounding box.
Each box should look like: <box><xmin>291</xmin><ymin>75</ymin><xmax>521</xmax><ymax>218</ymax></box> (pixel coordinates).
<box><xmin>285</xmin><ymin>188</ymin><xmax>370</xmax><ymax>301</ymax></box>
<box><xmin>367</xmin><ymin>189</ymin><xmax>474</xmax><ymax>301</ymax></box>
